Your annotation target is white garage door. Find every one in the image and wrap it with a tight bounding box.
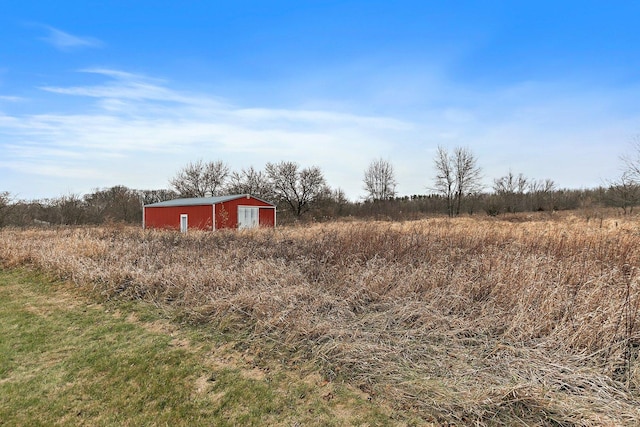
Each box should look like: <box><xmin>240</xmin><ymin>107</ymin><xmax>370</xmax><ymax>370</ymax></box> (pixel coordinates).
<box><xmin>238</xmin><ymin>206</ymin><xmax>259</xmax><ymax>229</ymax></box>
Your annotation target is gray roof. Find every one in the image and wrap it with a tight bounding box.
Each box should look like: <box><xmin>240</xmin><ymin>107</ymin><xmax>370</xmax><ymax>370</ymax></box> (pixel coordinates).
<box><xmin>144</xmin><ymin>194</ymin><xmax>274</xmax><ymax>208</ymax></box>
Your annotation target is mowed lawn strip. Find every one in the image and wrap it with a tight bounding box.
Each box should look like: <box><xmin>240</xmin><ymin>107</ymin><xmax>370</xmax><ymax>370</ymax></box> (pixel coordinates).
<box><xmin>0</xmin><ymin>269</ymin><xmax>398</xmax><ymax>426</ymax></box>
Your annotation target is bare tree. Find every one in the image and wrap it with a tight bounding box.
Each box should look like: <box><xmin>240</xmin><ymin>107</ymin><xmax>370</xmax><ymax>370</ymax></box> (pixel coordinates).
<box><xmin>606</xmin><ymin>171</ymin><xmax>640</xmax><ymax>214</ymax></box>
<box><xmin>50</xmin><ymin>193</ymin><xmax>86</xmax><ymax>225</ymax></box>
<box><xmin>493</xmin><ymin>171</ymin><xmax>528</xmax><ymax>213</ymax></box>
<box><xmin>609</xmin><ymin>139</ymin><xmax>640</xmax><ymax>213</ymax></box>
<box><xmin>432</xmin><ymin>146</ymin><xmax>482</xmax><ymax>217</ymax></box>
<box><xmin>363</xmin><ymin>158</ymin><xmax>397</xmax><ymax>201</ymax></box>
<box><xmin>621</xmin><ymin>138</ymin><xmax>640</xmax><ymax>184</ymax></box>
<box><xmin>0</xmin><ymin>191</ymin><xmax>12</xmax><ymax>227</ymax></box>
<box><xmin>528</xmin><ymin>178</ymin><xmax>556</xmax><ymax>211</ymax></box>
<box><xmin>331</xmin><ymin>188</ymin><xmax>349</xmax><ymax>206</ymax></box>
<box><xmin>169</xmin><ymin>160</ymin><xmax>230</xmax><ymax>198</ymax></box>
<box><xmin>139</xmin><ymin>189</ymin><xmax>178</xmax><ymax>205</ymax></box>
<box><xmin>225</xmin><ymin>166</ymin><xmax>276</xmax><ymax>201</ymax></box>
<box><xmin>529</xmin><ymin>178</ymin><xmax>556</xmax><ymax>194</ymax></box>
<box><xmin>84</xmin><ymin>186</ymin><xmax>142</xmax><ymax>223</ymax></box>
<box><xmin>493</xmin><ymin>171</ymin><xmax>528</xmax><ymax>195</ymax></box>
<box><xmin>433</xmin><ymin>147</ymin><xmax>456</xmax><ymax>217</ymax></box>
<box><xmin>454</xmin><ymin>147</ymin><xmax>483</xmax><ymax>215</ymax></box>
<box><xmin>265</xmin><ymin>161</ymin><xmax>327</xmax><ymax>217</ymax></box>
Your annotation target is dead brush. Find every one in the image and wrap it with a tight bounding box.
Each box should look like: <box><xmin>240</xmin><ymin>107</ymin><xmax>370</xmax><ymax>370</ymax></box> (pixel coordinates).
<box><xmin>2</xmin><ymin>215</ymin><xmax>640</xmax><ymax>425</ymax></box>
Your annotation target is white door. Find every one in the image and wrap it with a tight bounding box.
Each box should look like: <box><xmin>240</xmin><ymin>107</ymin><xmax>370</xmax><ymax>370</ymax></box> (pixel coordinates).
<box><xmin>180</xmin><ymin>214</ymin><xmax>188</xmax><ymax>233</ymax></box>
<box><xmin>238</xmin><ymin>207</ymin><xmax>259</xmax><ymax>229</ymax></box>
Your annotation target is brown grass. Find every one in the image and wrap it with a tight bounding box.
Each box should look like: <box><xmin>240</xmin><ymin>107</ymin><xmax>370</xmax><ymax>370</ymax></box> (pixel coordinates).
<box><xmin>3</xmin><ymin>213</ymin><xmax>640</xmax><ymax>425</ymax></box>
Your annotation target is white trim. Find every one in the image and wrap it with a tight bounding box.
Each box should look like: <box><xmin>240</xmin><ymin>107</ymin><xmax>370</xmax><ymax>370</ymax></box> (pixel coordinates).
<box><xmin>212</xmin><ymin>204</ymin><xmax>216</xmax><ymax>230</ymax></box>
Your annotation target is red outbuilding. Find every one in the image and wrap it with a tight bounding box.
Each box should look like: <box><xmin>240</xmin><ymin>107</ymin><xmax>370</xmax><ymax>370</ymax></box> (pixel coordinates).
<box><xmin>143</xmin><ymin>194</ymin><xmax>276</xmax><ymax>231</ymax></box>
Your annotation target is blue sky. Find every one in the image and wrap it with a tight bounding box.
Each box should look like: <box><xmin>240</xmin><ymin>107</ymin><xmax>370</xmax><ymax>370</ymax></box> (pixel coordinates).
<box><xmin>2</xmin><ymin>1</ymin><xmax>640</xmax><ymax>200</ymax></box>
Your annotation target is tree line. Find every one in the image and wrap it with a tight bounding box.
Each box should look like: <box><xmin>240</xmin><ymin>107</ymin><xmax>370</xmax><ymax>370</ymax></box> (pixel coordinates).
<box><xmin>2</xmin><ymin>144</ymin><xmax>640</xmax><ymax>227</ymax></box>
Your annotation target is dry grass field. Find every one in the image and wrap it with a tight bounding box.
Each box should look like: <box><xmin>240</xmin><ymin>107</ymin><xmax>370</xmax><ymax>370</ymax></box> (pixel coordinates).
<box><xmin>2</xmin><ymin>212</ymin><xmax>640</xmax><ymax>425</ymax></box>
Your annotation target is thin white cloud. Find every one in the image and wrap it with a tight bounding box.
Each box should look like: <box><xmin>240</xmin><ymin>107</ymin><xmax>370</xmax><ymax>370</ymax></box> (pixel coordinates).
<box><xmin>41</xmin><ymin>68</ymin><xmax>223</xmax><ymax>108</ymax></box>
<box><xmin>81</xmin><ymin>68</ymin><xmax>148</xmax><ymax>81</ymax></box>
<box><xmin>39</xmin><ymin>25</ymin><xmax>104</xmax><ymax>51</ymax></box>
<box><xmin>2</xmin><ymin>68</ymin><xmax>639</xmax><ymax>200</ymax></box>
<box><xmin>40</xmin><ymin>69</ymin><xmax>413</xmax><ymax>143</ymax></box>
<box><xmin>1</xmin><ymin>69</ymin><xmax>415</xmax><ymax>198</ymax></box>
<box><xmin>0</xmin><ymin>95</ymin><xmax>24</xmax><ymax>102</ymax></box>
<box><xmin>232</xmin><ymin>108</ymin><xmax>412</xmax><ymax>130</ymax></box>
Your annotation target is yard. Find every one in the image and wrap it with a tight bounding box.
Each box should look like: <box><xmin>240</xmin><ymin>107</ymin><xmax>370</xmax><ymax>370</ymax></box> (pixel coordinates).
<box><xmin>2</xmin><ymin>213</ymin><xmax>640</xmax><ymax>425</ymax></box>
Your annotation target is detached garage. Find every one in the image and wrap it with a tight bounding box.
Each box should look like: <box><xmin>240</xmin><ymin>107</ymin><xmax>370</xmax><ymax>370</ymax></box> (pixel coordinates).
<box><xmin>143</xmin><ymin>194</ymin><xmax>276</xmax><ymax>231</ymax></box>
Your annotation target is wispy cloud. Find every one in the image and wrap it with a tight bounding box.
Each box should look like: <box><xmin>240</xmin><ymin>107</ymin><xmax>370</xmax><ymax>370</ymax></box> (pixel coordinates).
<box><xmin>39</xmin><ymin>25</ymin><xmax>104</xmax><ymax>51</ymax></box>
<box><xmin>41</xmin><ymin>68</ymin><xmax>222</xmax><ymax>107</ymax></box>
<box><xmin>1</xmin><ymin>68</ymin><xmax>638</xmax><ymax>199</ymax></box>
<box><xmin>1</xmin><ymin>69</ymin><xmax>415</xmax><ymax>197</ymax></box>
<box><xmin>0</xmin><ymin>96</ymin><xmax>24</xmax><ymax>102</ymax></box>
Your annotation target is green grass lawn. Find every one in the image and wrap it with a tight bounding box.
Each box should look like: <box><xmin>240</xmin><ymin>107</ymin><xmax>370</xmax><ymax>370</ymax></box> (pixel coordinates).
<box><xmin>0</xmin><ymin>269</ymin><xmax>398</xmax><ymax>426</ymax></box>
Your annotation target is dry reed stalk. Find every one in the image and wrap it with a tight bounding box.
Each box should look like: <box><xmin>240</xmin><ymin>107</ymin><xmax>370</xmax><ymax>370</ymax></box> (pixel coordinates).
<box><xmin>2</xmin><ymin>214</ymin><xmax>640</xmax><ymax>425</ymax></box>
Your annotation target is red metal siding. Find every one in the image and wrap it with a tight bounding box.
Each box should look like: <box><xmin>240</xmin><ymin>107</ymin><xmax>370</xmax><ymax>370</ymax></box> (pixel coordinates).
<box><xmin>144</xmin><ymin>196</ymin><xmax>275</xmax><ymax>230</ymax></box>
<box><xmin>215</xmin><ymin>196</ymin><xmax>275</xmax><ymax>229</ymax></box>
<box><xmin>259</xmin><ymin>207</ymin><xmax>275</xmax><ymax>227</ymax></box>
<box><xmin>145</xmin><ymin>205</ymin><xmax>213</xmax><ymax>230</ymax></box>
